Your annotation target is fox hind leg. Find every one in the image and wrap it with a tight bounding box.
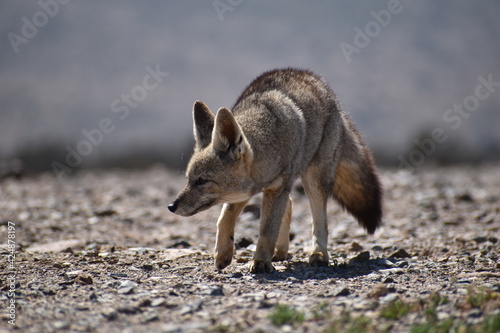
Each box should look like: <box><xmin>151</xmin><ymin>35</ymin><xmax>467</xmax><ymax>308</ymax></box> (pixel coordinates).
<box><xmin>273</xmin><ymin>196</ymin><xmax>292</xmax><ymax>261</ymax></box>
<box><xmin>302</xmin><ymin>166</ymin><xmax>332</xmax><ymax>267</ymax></box>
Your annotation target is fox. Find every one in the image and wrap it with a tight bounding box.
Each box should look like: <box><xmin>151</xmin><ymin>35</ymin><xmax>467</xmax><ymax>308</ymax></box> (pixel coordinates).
<box><xmin>168</xmin><ymin>68</ymin><xmax>382</xmax><ymax>273</ymax></box>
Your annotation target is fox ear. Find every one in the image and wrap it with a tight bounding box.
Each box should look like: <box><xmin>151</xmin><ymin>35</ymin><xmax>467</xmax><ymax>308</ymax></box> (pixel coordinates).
<box><xmin>212</xmin><ymin>107</ymin><xmax>250</xmax><ymax>161</ymax></box>
<box><xmin>193</xmin><ymin>101</ymin><xmax>215</xmax><ymax>150</ymax></box>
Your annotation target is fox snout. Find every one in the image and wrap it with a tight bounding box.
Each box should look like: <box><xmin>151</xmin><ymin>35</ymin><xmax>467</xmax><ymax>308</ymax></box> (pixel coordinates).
<box><xmin>167</xmin><ymin>200</ymin><xmax>178</xmax><ymax>213</ymax></box>
<box><xmin>168</xmin><ymin>196</ymin><xmax>190</xmax><ymax>216</ymax></box>
<box><xmin>168</xmin><ymin>187</ymin><xmax>219</xmax><ymax>217</ymax></box>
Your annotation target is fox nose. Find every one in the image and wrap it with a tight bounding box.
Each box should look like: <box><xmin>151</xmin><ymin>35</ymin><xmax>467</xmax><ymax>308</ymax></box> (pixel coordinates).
<box><xmin>168</xmin><ymin>201</ymin><xmax>178</xmax><ymax>213</ymax></box>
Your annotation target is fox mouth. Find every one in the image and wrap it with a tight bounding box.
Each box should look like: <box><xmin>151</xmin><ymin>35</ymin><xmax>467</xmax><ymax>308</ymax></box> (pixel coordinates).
<box><xmin>193</xmin><ymin>199</ymin><xmax>217</xmax><ymax>215</ymax></box>
<box><xmin>184</xmin><ymin>199</ymin><xmax>217</xmax><ymax>216</ymax></box>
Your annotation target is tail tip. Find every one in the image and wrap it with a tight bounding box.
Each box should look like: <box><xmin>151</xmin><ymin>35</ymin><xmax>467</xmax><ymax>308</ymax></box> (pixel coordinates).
<box><xmin>356</xmin><ymin>193</ymin><xmax>383</xmax><ymax>235</ymax></box>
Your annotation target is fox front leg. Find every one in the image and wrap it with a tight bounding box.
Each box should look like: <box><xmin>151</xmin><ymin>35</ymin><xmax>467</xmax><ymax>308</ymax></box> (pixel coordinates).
<box><xmin>214</xmin><ymin>201</ymin><xmax>248</xmax><ymax>270</ymax></box>
<box><xmin>250</xmin><ymin>186</ymin><xmax>291</xmax><ymax>273</ymax></box>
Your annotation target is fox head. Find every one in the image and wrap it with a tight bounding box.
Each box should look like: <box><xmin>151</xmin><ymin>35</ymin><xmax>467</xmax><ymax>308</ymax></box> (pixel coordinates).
<box><xmin>168</xmin><ymin>101</ymin><xmax>255</xmax><ymax>216</ymax></box>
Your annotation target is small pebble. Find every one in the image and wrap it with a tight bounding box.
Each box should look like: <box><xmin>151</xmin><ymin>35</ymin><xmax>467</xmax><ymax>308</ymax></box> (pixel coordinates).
<box><xmin>383</xmin><ymin>277</ymin><xmax>395</xmax><ymax>283</ymax></box>
<box><xmin>151</xmin><ymin>298</ymin><xmax>167</xmax><ymax>307</ymax></box>
<box><xmin>110</xmin><ymin>273</ymin><xmax>128</xmax><ymax>279</ymax></box>
<box><xmin>65</xmin><ymin>270</ymin><xmax>83</xmax><ymax>279</ymax></box>
<box><xmin>472</xmin><ymin>236</ymin><xmax>488</xmax><ymax>244</ymax></box>
<box><xmin>236</xmin><ymin>237</ymin><xmax>254</xmax><ymax>248</ymax></box>
<box><xmin>76</xmin><ymin>273</ymin><xmax>93</xmax><ymax>285</ymax></box>
<box><xmin>118</xmin><ymin>280</ymin><xmax>137</xmax><ymax>294</ymax></box>
<box><xmin>389</xmin><ymin>249</ymin><xmax>411</xmax><ymax>258</ymax></box>
<box><xmin>368</xmin><ymin>284</ymin><xmax>389</xmax><ymax>299</ymax></box>
<box><xmin>349</xmin><ymin>251</ymin><xmax>370</xmax><ymax>263</ymax></box>
<box><xmin>335</xmin><ymin>287</ymin><xmax>351</xmax><ymax>296</ymax></box>
<box><xmin>348</xmin><ymin>241</ymin><xmax>364</xmax><ymax>252</ymax></box>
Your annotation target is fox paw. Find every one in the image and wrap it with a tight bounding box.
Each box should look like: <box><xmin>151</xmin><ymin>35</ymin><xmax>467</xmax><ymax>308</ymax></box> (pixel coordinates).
<box><xmin>249</xmin><ymin>260</ymin><xmax>275</xmax><ymax>273</ymax></box>
<box><xmin>309</xmin><ymin>253</ymin><xmax>329</xmax><ymax>267</ymax></box>
<box><xmin>214</xmin><ymin>248</ymin><xmax>234</xmax><ymax>270</ymax></box>
<box><xmin>215</xmin><ymin>257</ymin><xmax>232</xmax><ymax>270</ymax></box>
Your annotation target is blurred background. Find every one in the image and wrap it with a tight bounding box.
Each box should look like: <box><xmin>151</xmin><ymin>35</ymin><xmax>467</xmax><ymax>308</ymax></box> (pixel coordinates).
<box><xmin>1</xmin><ymin>1</ymin><xmax>499</xmax><ymax>177</ymax></box>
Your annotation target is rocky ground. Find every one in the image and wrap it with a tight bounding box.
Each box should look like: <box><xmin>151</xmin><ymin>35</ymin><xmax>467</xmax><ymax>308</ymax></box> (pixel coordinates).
<box><xmin>0</xmin><ymin>164</ymin><xmax>499</xmax><ymax>333</ymax></box>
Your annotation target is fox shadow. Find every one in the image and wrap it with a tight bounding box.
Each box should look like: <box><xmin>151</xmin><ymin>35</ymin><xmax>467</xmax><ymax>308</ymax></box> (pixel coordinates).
<box><xmin>249</xmin><ymin>256</ymin><xmax>407</xmax><ymax>282</ymax></box>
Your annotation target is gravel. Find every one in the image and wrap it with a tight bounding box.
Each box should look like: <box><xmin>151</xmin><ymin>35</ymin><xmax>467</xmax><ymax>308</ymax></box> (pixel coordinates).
<box><xmin>0</xmin><ymin>164</ymin><xmax>499</xmax><ymax>332</ymax></box>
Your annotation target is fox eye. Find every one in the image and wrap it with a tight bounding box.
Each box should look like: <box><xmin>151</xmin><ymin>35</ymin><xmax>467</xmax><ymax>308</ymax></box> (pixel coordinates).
<box><xmin>194</xmin><ymin>178</ymin><xmax>208</xmax><ymax>186</ymax></box>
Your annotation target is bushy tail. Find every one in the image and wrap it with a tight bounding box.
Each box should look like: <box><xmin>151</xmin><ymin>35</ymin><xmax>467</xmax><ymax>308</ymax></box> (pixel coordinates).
<box><xmin>332</xmin><ymin>113</ymin><xmax>383</xmax><ymax>234</ymax></box>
